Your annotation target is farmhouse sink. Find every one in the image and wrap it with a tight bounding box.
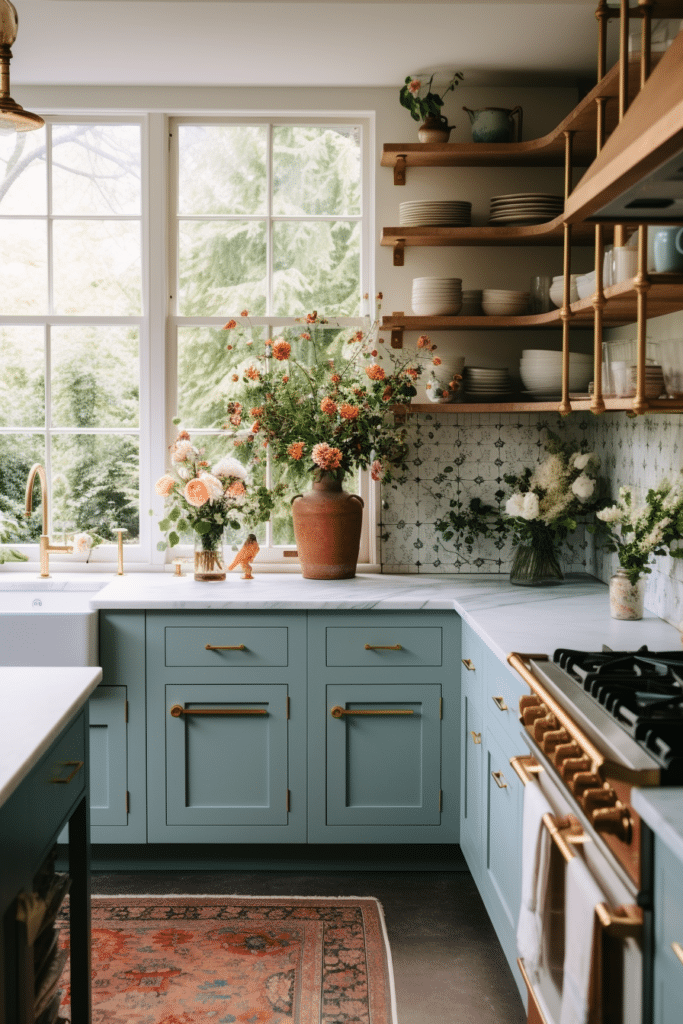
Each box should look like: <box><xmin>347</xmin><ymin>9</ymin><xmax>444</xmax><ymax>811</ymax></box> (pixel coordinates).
<box><xmin>0</xmin><ymin>577</ymin><xmax>107</xmax><ymax>667</ymax></box>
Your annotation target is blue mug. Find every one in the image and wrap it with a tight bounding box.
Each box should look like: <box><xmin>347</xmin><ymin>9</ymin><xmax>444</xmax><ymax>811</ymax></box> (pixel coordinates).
<box><xmin>653</xmin><ymin>227</ymin><xmax>683</xmax><ymax>272</ymax></box>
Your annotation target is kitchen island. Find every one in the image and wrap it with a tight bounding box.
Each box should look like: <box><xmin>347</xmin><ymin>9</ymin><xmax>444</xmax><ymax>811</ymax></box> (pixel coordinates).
<box><xmin>0</xmin><ymin>666</ymin><xmax>101</xmax><ymax>1024</ymax></box>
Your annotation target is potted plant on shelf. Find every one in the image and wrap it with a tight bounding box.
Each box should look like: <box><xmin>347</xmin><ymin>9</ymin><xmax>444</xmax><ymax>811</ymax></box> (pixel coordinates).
<box><xmin>155</xmin><ymin>428</ymin><xmax>277</xmax><ymax>581</ymax></box>
<box><xmin>434</xmin><ymin>432</ymin><xmax>604</xmax><ymax>585</ymax></box>
<box><xmin>399</xmin><ymin>71</ymin><xmax>464</xmax><ymax>142</ymax></box>
<box><xmin>223</xmin><ymin>303</ymin><xmax>427</xmax><ymax>579</ymax></box>
<box><xmin>596</xmin><ymin>475</ymin><xmax>683</xmax><ymax>619</ymax></box>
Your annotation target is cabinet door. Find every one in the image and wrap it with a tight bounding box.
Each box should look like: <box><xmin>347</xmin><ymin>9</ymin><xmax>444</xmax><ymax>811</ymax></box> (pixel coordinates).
<box><xmin>88</xmin><ymin>685</ymin><xmax>128</xmax><ymax>826</ymax></box>
<box><xmin>325</xmin><ymin>684</ymin><xmax>442</xmax><ymax>827</ymax></box>
<box><xmin>654</xmin><ymin>841</ymin><xmax>683</xmax><ymax>1024</ymax></box>
<box><xmin>460</xmin><ymin>691</ymin><xmax>483</xmax><ymax>883</ymax></box>
<box><xmin>165</xmin><ymin>683</ymin><xmax>289</xmax><ymax>828</ymax></box>
<box><xmin>484</xmin><ymin>729</ymin><xmax>523</xmax><ymax>936</ymax></box>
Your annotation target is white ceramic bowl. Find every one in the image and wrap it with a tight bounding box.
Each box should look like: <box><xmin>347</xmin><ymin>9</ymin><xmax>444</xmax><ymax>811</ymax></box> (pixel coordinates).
<box><xmin>482</xmin><ymin>301</ymin><xmax>529</xmax><ymax>316</ymax></box>
<box><xmin>576</xmin><ymin>271</ymin><xmax>596</xmax><ymax>301</ymax></box>
<box><xmin>412</xmin><ymin>299</ymin><xmax>463</xmax><ymax>316</ymax></box>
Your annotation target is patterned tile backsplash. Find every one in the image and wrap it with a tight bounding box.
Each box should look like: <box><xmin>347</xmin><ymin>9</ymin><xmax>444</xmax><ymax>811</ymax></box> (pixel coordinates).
<box><xmin>378</xmin><ymin>410</ymin><xmax>683</xmax><ymax>629</ymax></box>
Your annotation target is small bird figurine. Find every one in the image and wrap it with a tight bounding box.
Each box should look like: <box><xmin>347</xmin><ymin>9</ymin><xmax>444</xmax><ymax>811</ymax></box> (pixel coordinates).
<box><xmin>228</xmin><ymin>534</ymin><xmax>259</xmax><ymax>580</ymax></box>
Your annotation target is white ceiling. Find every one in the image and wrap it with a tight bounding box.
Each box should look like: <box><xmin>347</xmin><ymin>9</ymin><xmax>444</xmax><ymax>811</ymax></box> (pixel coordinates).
<box><xmin>11</xmin><ymin>1</ymin><xmax>613</xmax><ymax>88</ymax></box>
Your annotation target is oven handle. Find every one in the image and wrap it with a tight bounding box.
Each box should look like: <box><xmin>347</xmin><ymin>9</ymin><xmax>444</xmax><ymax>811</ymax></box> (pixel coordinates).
<box><xmin>509</xmin><ymin>754</ymin><xmax>544</xmax><ymax>785</ymax></box>
<box><xmin>507</xmin><ymin>651</ymin><xmax>605</xmax><ymax>770</ymax></box>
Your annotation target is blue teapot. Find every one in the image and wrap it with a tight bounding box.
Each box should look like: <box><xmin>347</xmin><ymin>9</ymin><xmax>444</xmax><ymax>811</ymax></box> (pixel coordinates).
<box><xmin>463</xmin><ymin>106</ymin><xmax>523</xmax><ymax>143</ymax></box>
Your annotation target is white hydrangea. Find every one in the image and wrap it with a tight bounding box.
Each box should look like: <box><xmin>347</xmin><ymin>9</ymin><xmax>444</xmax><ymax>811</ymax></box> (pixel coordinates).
<box><xmin>571</xmin><ymin>474</ymin><xmax>595</xmax><ymax>501</ymax></box>
<box><xmin>519</xmin><ymin>492</ymin><xmax>541</xmax><ymax>521</ymax></box>
<box><xmin>596</xmin><ymin>504</ymin><xmax>622</xmax><ymax>523</ymax></box>
<box><xmin>570</xmin><ymin>451</ymin><xmax>599</xmax><ymax>472</ymax></box>
<box><xmin>171</xmin><ymin>439</ymin><xmax>197</xmax><ymax>463</ymax></box>
<box><xmin>212</xmin><ymin>455</ymin><xmax>248</xmax><ymax>480</ymax></box>
<box><xmin>73</xmin><ymin>532</ymin><xmax>93</xmax><ymax>554</ymax></box>
<box><xmin>505</xmin><ymin>493</ymin><xmax>526</xmax><ymax>518</ymax></box>
<box><xmin>199</xmin><ymin>472</ymin><xmax>224</xmax><ymax>502</ymax></box>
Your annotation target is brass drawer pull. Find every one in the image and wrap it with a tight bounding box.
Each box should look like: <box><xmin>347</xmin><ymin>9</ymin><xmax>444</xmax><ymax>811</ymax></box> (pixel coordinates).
<box><xmin>672</xmin><ymin>941</ymin><xmax>683</xmax><ymax>967</ymax></box>
<box><xmin>470</xmin><ymin>731</ymin><xmax>481</xmax><ymax>744</ymax></box>
<box><xmin>364</xmin><ymin>644</ymin><xmax>402</xmax><ymax>651</ymax></box>
<box><xmin>205</xmin><ymin>644</ymin><xmax>246</xmax><ymax>651</ymax></box>
<box><xmin>330</xmin><ymin>705</ymin><xmax>413</xmax><ymax>718</ymax></box>
<box><xmin>170</xmin><ymin>704</ymin><xmax>266</xmax><ymax>717</ymax></box>
<box><xmin>492</xmin><ymin>695</ymin><xmax>509</xmax><ymax>711</ymax></box>
<box><xmin>50</xmin><ymin>760</ymin><xmax>84</xmax><ymax>785</ymax></box>
<box><xmin>491</xmin><ymin>770</ymin><xmax>507</xmax><ymax>789</ymax></box>
<box><xmin>462</xmin><ymin>659</ymin><xmax>475</xmax><ymax>671</ymax></box>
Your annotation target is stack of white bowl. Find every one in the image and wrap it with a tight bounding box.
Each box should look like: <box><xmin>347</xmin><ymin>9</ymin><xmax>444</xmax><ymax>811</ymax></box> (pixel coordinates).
<box><xmin>549</xmin><ymin>275</ymin><xmax>579</xmax><ymax>308</ymax></box>
<box><xmin>464</xmin><ymin>366</ymin><xmax>513</xmax><ymax>400</ymax></box>
<box><xmin>520</xmin><ymin>349</ymin><xmax>593</xmax><ymax>397</ymax></box>
<box><xmin>412</xmin><ymin>277</ymin><xmax>462</xmax><ymax>315</ymax></box>
<box><xmin>460</xmin><ymin>290</ymin><xmax>483</xmax><ymax>315</ymax></box>
<box><xmin>481</xmin><ymin>289</ymin><xmax>529</xmax><ymax>316</ymax></box>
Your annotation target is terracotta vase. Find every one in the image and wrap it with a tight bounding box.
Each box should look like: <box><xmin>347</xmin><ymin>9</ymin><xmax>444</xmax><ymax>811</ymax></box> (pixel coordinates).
<box><xmin>418</xmin><ymin>117</ymin><xmax>451</xmax><ymax>143</ymax></box>
<box><xmin>291</xmin><ymin>474</ymin><xmax>364</xmax><ymax>579</ymax></box>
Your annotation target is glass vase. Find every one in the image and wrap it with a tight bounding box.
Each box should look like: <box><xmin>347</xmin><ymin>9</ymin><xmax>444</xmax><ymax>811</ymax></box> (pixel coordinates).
<box><xmin>194</xmin><ymin>531</ymin><xmax>226</xmax><ymax>582</ymax></box>
<box><xmin>609</xmin><ymin>568</ymin><xmax>645</xmax><ymax>620</ymax></box>
<box><xmin>509</xmin><ymin>533</ymin><xmax>563</xmax><ymax>586</ymax></box>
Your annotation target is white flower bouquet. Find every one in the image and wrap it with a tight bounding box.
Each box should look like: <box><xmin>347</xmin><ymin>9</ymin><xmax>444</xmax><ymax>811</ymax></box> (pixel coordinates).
<box><xmin>596</xmin><ymin>475</ymin><xmax>683</xmax><ymax>585</ymax></box>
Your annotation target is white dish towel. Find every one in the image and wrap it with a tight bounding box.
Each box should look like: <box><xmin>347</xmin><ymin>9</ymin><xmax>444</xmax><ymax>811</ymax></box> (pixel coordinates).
<box><xmin>516</xmin><ymin>777</ymin><xmax>553</xmax><ymax>977</ymax></box>
<box><xmin>559</xmin><ymin>854</ymin><xmax>605</xmax><ymax>1024</ymax></box>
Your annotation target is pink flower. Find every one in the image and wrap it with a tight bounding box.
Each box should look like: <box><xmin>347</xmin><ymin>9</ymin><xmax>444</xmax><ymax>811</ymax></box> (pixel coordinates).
<box><xmin>227</xmin><ymin>480</ymin><xmax>246</xmax><ymax>499</ymax></box>
<box><xmin>370</xmin><ymin>459</ymin><xmax>383</xmax><ymax>481</ymax></box>
<box><xmin>365</xmin><ymin>364</ymin><xmax>386</xmax><ymax>381</ymax></box>
<box><xmin>272</xmin><ymin>339</ymin><xmax>291</xmax><ymax>361</ymax></box>
<box><xmin>155</xmin><ymin>474</ymin><xmax>176</xmax><ymax>497</ymax></box>
<box><xmin>408</xmin><ymin>78</ymin><xmax>421</xmax><ymax>95</ymax></box>
<box><xmin>320</xmin><ymin>397</ymin><xmax>337</xmax><ymax>416</ymax></box>
<box><xmin>311</xmin><ymin>443</ymin><xmax>343</xmax><ymax>471</ymax></box>
<box><xmin>183</xmin><ymin>479</ymin><xmax>209</xmax><ymax>507</ymax></box>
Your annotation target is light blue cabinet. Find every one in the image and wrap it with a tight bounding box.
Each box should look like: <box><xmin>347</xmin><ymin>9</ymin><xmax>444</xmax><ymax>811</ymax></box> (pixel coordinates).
<box><xmin>654</xmin><ymin>838</ymin><xmax>683</xmax><ymax>1024</ymax></box>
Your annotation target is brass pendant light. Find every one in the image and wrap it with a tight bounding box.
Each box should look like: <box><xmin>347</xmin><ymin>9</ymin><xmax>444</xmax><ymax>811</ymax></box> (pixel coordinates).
<box><xmin>0</xmin><ymin>0</ymin><xmax>43</xmax><ymax>132</ymax></box>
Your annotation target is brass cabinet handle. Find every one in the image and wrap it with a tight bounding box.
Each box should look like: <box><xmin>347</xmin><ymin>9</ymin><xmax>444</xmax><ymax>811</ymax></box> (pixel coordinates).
<box><xmin>672</xmin><ymin>941</ymin><xmax>683</xmax><ymax>967</ymax></box>
<box><xmin>462</xmin><ymin>659</ymin><xmax>475</xmax><ymax>671</ymax></box>
<box><xmin>364</xmin><ymin>644</ymin><xmax>402</xmax><ymax>651</ymax></box>
<box><xmin>170</xmin><ymin>704</ymin><xmax>266</xmax><ymax>717</ymax></box>
<box><xmin>492</xmin><ymin>695</ymin><xmax>509</xmax><ymax>711</ymax></box>
<box><xmin>491</xmin><ymin>770</ymin><xmax>508</xmax><ymax>789</ymax></box>
<box><xmin>205</xmin><ymin>644</ymin><xmax>246</xmax><ymax>651</ymax></box>
<box><xmin>50</xmin><ymin>760</ymin><xmax>84</xmax><ymax>784</ymax></box>
<box><xmin>470</xmin><ymin>731</ymin><xmax>482</xmax><ymax>744</ymax></box>
<box><xmin>330</xmin><ymin>705</ymin><xmax>414</xmax><ymax>718</ymax></box>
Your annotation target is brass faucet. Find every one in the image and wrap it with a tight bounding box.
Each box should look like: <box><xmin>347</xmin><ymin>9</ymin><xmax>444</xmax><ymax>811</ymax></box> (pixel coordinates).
<box><xmin>24</xmin><ymin>463</ymin><xmax>73</xmax><ymax>578</ymax></box>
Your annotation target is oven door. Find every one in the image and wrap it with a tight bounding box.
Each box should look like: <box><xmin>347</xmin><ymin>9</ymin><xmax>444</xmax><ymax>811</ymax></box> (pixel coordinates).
<box><xmin>511</xmin><ymin>750</ymin><xmax>643</xmax><ymax>1024</ymax></box>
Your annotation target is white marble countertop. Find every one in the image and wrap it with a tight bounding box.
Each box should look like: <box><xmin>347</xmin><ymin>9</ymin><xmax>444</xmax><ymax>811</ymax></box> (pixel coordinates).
<box><xmin>632</xmin><ymin>788</ymin><xmax>683</xmax><ymax>863</ymax></box>
<box><xmin>91</xmin><ymin>571</ymin><xmax>683</xmax><ymax>663</ymax></box>
<box><xmin>0</xmin><ymin>666</ymin><xmax>102</xmax><ymax>808</ymax></box>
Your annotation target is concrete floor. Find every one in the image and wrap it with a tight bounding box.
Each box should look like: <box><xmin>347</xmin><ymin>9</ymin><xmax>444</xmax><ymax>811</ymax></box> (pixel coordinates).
<box><xmin>91</xmin><ymin>869</ymin><xmax>526</xmax><ymax>1024</ymax></box>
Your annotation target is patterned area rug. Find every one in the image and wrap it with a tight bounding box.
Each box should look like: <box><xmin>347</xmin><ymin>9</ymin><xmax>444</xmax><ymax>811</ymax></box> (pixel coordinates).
<box><xmin>60</xmin><ymin>894</ymin><xmax>397</xmax><ymax>1023</ymax></box>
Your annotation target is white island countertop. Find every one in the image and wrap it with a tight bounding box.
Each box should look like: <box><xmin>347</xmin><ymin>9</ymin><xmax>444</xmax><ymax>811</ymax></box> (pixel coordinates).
<box><xmin>0</xmin><ymin>666</ymin><xmax>102</xmax><ymax>808</ymax></box>
<box><xmin>91</xmin><ymin>571</ymin><xmax>682</xmax><ymax>662</ymax></box>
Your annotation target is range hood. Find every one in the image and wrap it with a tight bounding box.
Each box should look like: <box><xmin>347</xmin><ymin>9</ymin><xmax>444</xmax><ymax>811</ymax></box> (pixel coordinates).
<box><xmin>564</xmin><ymin>28</ymin><xmax>683</xmax><ymax>223</ymax></box>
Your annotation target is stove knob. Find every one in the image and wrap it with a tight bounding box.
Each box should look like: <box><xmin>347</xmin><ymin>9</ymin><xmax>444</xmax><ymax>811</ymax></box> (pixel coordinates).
<box><xmin>542</xmin><ymin>728</ymin><xmax>571</xmax><ymax>754</ymax></box>
<box><xmin>523</xmin><ymin>704</ymin><xmax>548</xmax><ymax>727</ymax></box>
<box><xmin>570</xmin><ymin>771</ymin><xmax>603</xmax><ymax>797</ymax></box>
<box><xmin>583</xmin><ymin>786</ymin><xmax>618</xmax><ymax>814</ymax></box>
<box><xmin>520</xmin><ymin>695</ymin><xmax>542</xmax><ymax>714</ymax></box>
<box><xmin>553</xmin><ymin>742</ymin><xmax>581</xmax><ymax>769</ymax></box>
<box><xmin>533</xmin><ymin>714</ymin><xmax>558</xmax><ymax>743</ymax></box>
<box><xmin>592</xmin><ymin>805</ymin><xmax>633</xmax><ymax>843</ymax></box>
<box><xmin>559</xmin><ymin>755</ymin><xmax>592</xmax><ymax>783</ymax></box>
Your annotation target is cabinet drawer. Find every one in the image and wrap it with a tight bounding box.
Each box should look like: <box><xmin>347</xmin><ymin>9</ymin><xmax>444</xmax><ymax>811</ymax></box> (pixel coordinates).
<box><xmin>460</xmin><ymin>625</ymin><xmax>486</xmax><ymax>708</ymax></box>
<box><xmin>486</xmin><ymin>651</ymin><xmax>526</xmax><ymax>745</ymax></box>
<box><xmin>325</xmin><ymin>627</ymin><xmax>442</xmax><ymax>667</ymax></box>
<box><xmin>164</xmin><ymin>626</ymin><xmax>288</xmax><ymax>667</ymax></box>
<box><xmin>21</xmin><ymin>713</ymin><xmax>86</xmax><ymax>845</ymax></box>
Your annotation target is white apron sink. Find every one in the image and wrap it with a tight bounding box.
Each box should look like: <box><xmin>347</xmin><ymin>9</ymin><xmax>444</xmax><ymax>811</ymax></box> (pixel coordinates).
<box><xmin>0</xmin><ymin>577</ymin><xmax>106</xmax><ymax>667</ymax></box>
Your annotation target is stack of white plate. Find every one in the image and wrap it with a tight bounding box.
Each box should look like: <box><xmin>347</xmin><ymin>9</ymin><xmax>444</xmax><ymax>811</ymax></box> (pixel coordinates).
<box><xmin>481</xmin><ymin>288</ymin><xmax>529</xmax><ymax>315</ymax></box>
<box><xmin>399</xmin><ymin>200</ymin><xmax>472</xmax><ymax>227</ymax></box>
<box><xmin>460</xmin><ymin>289</ymin><xmax>482</xmax><ymax>315</ymax></box>
<box><xmin>520</xmin><ymin>349</ymin><xmax>593</xmax><ymax>398</ymax></box>
<box><xmin>488</xmin><ymin>193</ymin><xmax>564</xmax><ymax>225</ymax></box>
<box><xmin>412</xmin><ymin>277</ymin><xmax>462</xmax><ymax>315</ymax></box>
<box><xmin>464</xmin><ymin>366</ymin><xmax>513</xmax><ymax>400</ymax></box>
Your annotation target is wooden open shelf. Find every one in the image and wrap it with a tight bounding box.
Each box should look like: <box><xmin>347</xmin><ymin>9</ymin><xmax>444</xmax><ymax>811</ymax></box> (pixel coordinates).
<box><xmin>382</xmin><ymin>56</ymin><xmax>651</xmax><ymax>183</ymax></box>
<box><xmin>381</xmin><ymin>218</ymin><xmax>597</xmax><ymax>253</ymax></box>
<box><xmin>397</xmin><ymin>396</ymin><xmax>683</xmax><ymax>415</ymax></box>
<box><xmin>380</xmin><ymin>274</ymin><xmax>683</xmax><ymax>340</ymax></box>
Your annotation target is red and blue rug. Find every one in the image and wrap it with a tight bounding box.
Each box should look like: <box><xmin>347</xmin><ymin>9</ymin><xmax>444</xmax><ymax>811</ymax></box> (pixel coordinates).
<box><xmin>61</xmin><ymin>894</ymin><xmax>397</xmax><ymax>1023</ymax></box>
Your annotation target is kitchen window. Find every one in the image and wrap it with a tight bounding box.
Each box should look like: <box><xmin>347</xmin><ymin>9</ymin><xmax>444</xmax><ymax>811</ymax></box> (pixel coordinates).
<box><xmin>0</xmin><ymin>113</ymin><xmax>374</xmax><ymax>568</ymax></box>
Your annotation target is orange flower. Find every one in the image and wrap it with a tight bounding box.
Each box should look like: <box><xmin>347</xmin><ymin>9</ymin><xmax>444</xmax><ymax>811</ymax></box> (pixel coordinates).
<box><xmin>352</xmin><ymin>330</ymin><xmax>364</xmax><ymax>343</ymax></box>
<box><xmin>223</xmin><ymin>320</ymin><xmax>237</xmax><ymax>330</ymax></box>
<box><xmin>339</xmin><ymin>403</ymin><xmax>359</xmax><ymax>420</ymax></box>
<box><xmin>251</xmin><ymin>422</ymin><xmax>260</xmax><ymax>433</ymax></box>
<box><xmin>155</xmin><ymin>474</ymin><xmax>176</xmax><ymax>497</ymax></box>
<box><xmin>370</xmin><ymin>459</ymin><xmax>383</xmax><ymax>481</ymax></box>
<box><xmin>272</xmin><ymin>339</ymin><xmax>291</xmax><ymax>361</ymax></box>
<box><xmin>417</xmin><ymin>335</ymin><xmax>430</xmax><ymax>349</ymax></box>
<box><xmin>311</xmin><ymin>442</ymin><xmax>343</xmax><ymax>471</ymax></box>
<box><xmin>183</xmin><ymin>479</ymin><xmax>209</xmax><ymax>507</ymax></box>
<box><xmin>240</xmin><ymin>309</ymin><xmax>249</xmax><ymax>317</ymax></box>
<box><xmin>382</xmin><ymin>386</ymin><xmax>393</xmax><ymax>402</ymax></box>
<box><xmin>282</xmin><ymin>375</ymin><xmax>289</xmax><ymax>383</ymax></box>
<box><xmin>231</xmin><ymin>373</ymin><xmax>239</xmax><ymax>382</ymax></box>
<box><xmin>288</xmin><ymin>441</ymin><xmax>305</xmax><ymax>460</ymax></box>
<box><xmin>365</xmin><ymin>364</ymin><xmax>386</xmax><ymax>381</ymax></box>
<box><xmin>250</xmin><ymin>407</ymin><xmax>264</xmax><ymax>419</ymax></box>
<box><xmin>227</xmin><ymin>480</ymin><xmax>246</xmax><ymax>498</ymax></box>
<box><xmin>330</xmin><ymin>373</ymin><xmax>341</xmax><ymax>384</ymax></box>
<box><xmin>404</xmin><ymin>366</ymin><xmax>419</xmax><ymax>379</ymax></box>
<box><xmin>246</xmin><ymin>366</ymin><xmax>260</xmax><ymax>381</ymax></box>
<box><xmin>432</xmin><ymin>356</ymin><xmax>442</xmax><ymax>366</ymax></box>
<box><xmin>320</xmin><ymin>397</ymin><xmax>338</xmax><ymax>416</ymax></box>
<box><xmin>376</xmin><ymin>291</ymin><xmax>383</xmax><ymax>300</ymax></box>
<box><xmin>306</xmin><ymin>311</ymin><xmax>317</xmax><ymax>323</ymax></box>
<box><xmin>300</xmin><ymin>332</ymin><xmax>311</xmax><ymax>341</ymax></box>
<box><xmin>230</xmin><ymin>412</ymin><xmax>242</xmax><ymax>426</ymax></box>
